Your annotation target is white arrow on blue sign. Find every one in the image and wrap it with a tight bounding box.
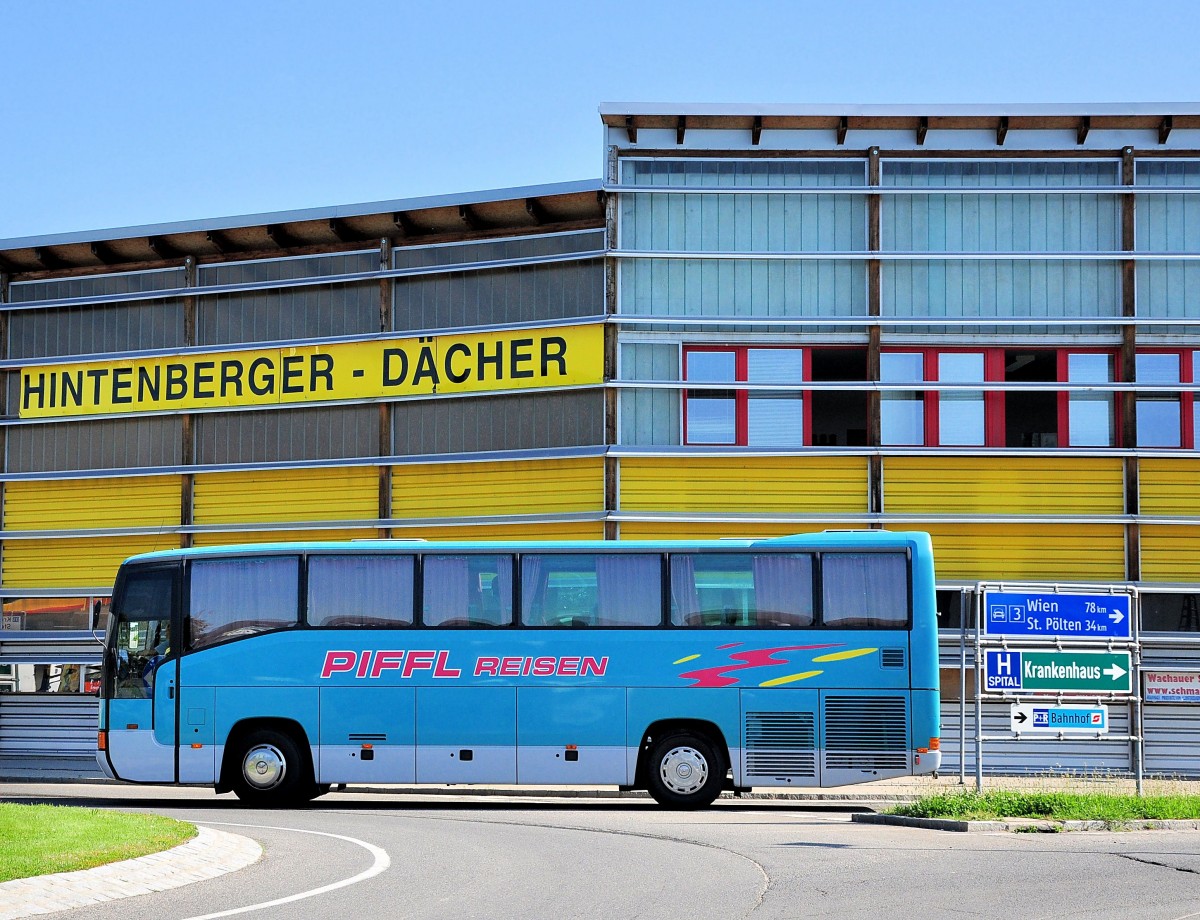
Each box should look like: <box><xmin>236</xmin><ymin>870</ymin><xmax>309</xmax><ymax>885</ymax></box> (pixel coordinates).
<box><xmin>983</xmin><ymin>590</ymin><xmax>1132</xmax><ymax>640</ymax></box>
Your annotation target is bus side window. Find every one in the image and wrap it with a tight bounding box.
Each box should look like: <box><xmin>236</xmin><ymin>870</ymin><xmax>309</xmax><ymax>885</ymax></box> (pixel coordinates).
<box><xmin>821</xmin><ymin>553</ymin><xmax>909</xmax><ymax>628</ymax></box>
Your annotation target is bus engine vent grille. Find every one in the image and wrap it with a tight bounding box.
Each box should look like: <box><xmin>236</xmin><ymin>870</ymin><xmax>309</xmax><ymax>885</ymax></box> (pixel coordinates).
<box><xmin>745</xmin><ymin>711</ymin><xmax>816</xmax><ymax>778</ymax></box>
<box><xmin>823</xmin><ymin>696</ymin><xmax>908</xmax><ymax>771</ymax></box>
<box><xmin>880</xmin><ymin>648</ymin><xmax>906</xmax><ymax>669</ymax></box>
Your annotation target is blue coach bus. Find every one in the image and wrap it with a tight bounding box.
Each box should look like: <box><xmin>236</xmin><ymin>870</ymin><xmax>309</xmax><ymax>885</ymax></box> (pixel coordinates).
<box><xmin>98</xmin><ymin>530</ymin><xmax>940</xmax><ymax>808</ymax></box>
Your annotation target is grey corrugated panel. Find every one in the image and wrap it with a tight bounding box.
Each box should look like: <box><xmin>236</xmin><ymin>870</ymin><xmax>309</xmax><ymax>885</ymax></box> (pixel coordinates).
<box><xmin>195</xmin><ymin>405</ymin><xmax>379</xmax><ymax>465</ymax></box>
<box><xmin>1144</xmin><ymin>705</ymin><xmax>1200</xmax><ymax>775</ymax></box>
<box><xmin>392</xmin><ymin>230</ymin><xmax>604</xmax><ymax>270</ymax></box>
<box><xmin>393</xmin><ymin>260</ymin><xmax>603</xmax><ymax>331</ymax></box>
<box><xmin>0</xmin><ymin>696</ymin><xmax>98</xmax><ymax>757</ymax></box>
<box><xmin>1141</xmin><ymin>645</ymin><xmax>1200</xmax><ymax>665</ymax></box>
<box><xmin>0</xmin><ymin>634</ymin><xmax>102</xmax><ymax>665</ymax></box>
<box><xmin>939</xmin><ymin>701</ymin><xmax>1134</xmax><ymax>774</ymax></box>
<box><xmin>9</xmin><ymin>300</ymin><xmax>187</xmax><ymax>361</ymax></box>
<box><xmin>619</xmin><ymin>343</ymin><xmax>680</xmax><ymax>446</ymax></box>
<box><xmin>198</xmin><ymin>282</ymin><xmax>379</xmax><ymax>346</ymax></box>
<box><xmin>9</xmin><ymin>268</ymin><xmax>186</xmax><ymax>302</ymax></box>
<box><xmin>5</xmin><ymin>416</ymin><xmax>184</xmax><ymax>473</ymax></box>
<box><xmin>393</xmin><ymin>391</ymin><xmax>604</xmax><ymax>456</ymax></box>
<box><xmin>620</xmin><ymin>159</ymin><xmax>867</xmax><ymax>189</ymax></box>
<box><xmin>199</xmin><ymin>251</ymin><xmax>378</xmax><ymax>285</ymax></box>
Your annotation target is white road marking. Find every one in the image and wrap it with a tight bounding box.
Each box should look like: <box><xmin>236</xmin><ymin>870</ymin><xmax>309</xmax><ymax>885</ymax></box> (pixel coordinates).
<box><xmin>181</xmin><ymin>821</ymin><xmax>390</xmax><ymax>920</ymax></box>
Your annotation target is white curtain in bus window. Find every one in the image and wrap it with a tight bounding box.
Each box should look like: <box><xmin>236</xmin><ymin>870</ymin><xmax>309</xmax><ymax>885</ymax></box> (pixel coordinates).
<box><xmin>685</xmin><ymin>351</ymin><xmax>736</xmax><ymax>444</ymax></box>
<box><xmin>747</xmin><ymin>349</ymin><xmax>804</xmax><ymax>447</ymax></box>
<box><xmin>1136</xmin><ymin>353</ymin><xmax>1181</xmax><ymax>447</ymax></box>
<box><xmin>520</xmin><ymin>554</ymin><xmax>661</xmax><ymax>627</ymax></box>
<box><xmin>937</xmin><ymin>353</ymin><xmax>985</xmax><ymax>445</ymax></box>
<box><xmin>670</xmin><ymin>553</ymin><xmax>813</xmax><ymax>627</ymax></box>
<box><xmin>189</xmin><ymin>556</ymin><xmax>299</xmax><ymax>649</ymax></box>
<box><xmin>1067</xmin><ymin>353</ymin><xmax>1115</xmax><ymax>446</ymax></box>
<box><xmin>822</xmin><ymin>553</ymin><xmax>908</xmax><ymax>628</ymax></box>
<box><xmin>308</xmin><ymin>555</ymin><xmax>414</xmax><ymax>627</ymax></box>
<box><xmin>880</xmin><ymin>352</ymin><xmax>925</xmax><ymax>446</ymax></box>
<box><xmin>423</xmin><ymin>555</ymin><xmax>513</xmax><ymax>627</ymax></box>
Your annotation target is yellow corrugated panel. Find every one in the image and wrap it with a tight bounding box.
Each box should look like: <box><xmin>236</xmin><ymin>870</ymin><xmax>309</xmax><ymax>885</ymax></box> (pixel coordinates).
<box><xmin>392</xmin><ymin>458</ymin><xmax>604</xmax><ymax>518</ymax></box>
<box><xmin>905</xmin><ymin>523</ymin><xmax>1125</xmax><ymax>582</ymax></box>
<box><xmin>884</xmin><ymin>457</ymin><xmax>1123</xmax><ymax>515</ymax></box>
<box><xmin>1140</xmin><ymin>459</ymin><xmax>1200</xmax><ymax>516</ymax></box>
<box><xmin>4</xmin><ymin>476</ymin><xmax>181</xmax><ymax>531</ymax></box>
<box><xmin>4</xmin><ymin>535</ymin><xmax>179</xmax><ymax>588</ymax></box>
<box><xmin>619</xmin><ymin>457</ymin><xmax>867</xmax><ymax>513</ymax></box>
<box><xmin>1140</xmin><ymin>525</ymin><xmax>1200</xmax><ymax>582</ymax></box>
<box><xmin>617</xmin><ymin>522</ymin><xmax>839</xmax><ymax>542</ymax></box>
<box><xmin>194</xmin><ymin>468</ymin><xmax>378</xmax><ymax>524</ymax></box>
<box><xmin>389</xmin><ymin>522</ymin><xmax>605</xmax><ymax>542</ymax></box>
<box><xmin>191</xmin><ymin>528</ymin><xmax>378</xmax><ymax>548</ymax></box>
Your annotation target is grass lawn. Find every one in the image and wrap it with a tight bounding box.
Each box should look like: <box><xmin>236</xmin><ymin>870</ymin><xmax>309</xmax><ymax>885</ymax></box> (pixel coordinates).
<box><xmin>0</xmin><ymin>803</ymin><xmax>195</xmax><ymax>883</ymax></box>
<box><xmin>889</xmin><ymin>789</ymin><xmax>1200</xmax><ymax>823</ymax></box>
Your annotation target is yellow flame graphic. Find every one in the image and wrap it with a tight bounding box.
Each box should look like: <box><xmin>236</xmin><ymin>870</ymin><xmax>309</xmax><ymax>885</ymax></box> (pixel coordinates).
<box><xmin>811</xmin><ymin>648</ymin><xmax>877</xmax><ymax>663</ymax></box>
<box><xmin>759</xmin><ymin>670</ymin><xmax>823</xmax><ymax>687</ymax></box>
<box><xmin>673</xmin><ymin>654</ymin><xmax>701</xmax><ymax>665</ymax></box>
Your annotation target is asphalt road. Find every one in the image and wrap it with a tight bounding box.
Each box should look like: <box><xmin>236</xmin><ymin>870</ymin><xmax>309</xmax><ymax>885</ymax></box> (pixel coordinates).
<box><xmin>6</xmin><ymin>784</ymin><xmax>1200</xmax><ymax>920</ymax></box>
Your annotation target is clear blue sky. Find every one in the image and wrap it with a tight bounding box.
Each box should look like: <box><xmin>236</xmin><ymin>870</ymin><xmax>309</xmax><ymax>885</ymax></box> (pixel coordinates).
<box><xmin>3</xmin><ymin>0</ymin><xmax>1198</xmax><ymax>240</ymax></box>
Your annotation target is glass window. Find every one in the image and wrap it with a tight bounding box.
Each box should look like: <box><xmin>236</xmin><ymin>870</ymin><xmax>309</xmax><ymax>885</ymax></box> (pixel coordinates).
<box><xmin>685</xmin><ymin>351</ymin><xmax>737</xmax><ymax>445</ymax></box>
<box><xmin>747</xmin><ymin>350</ymin><xmax>803</xmax><ymax>447</ymax></box>
<box><xmin>308</xmin><ymin>555</ymin><xmax>414</xmax><ymax>628</ymax></box>
<box><xmin>423</xmin><ymin>554</ymin><xmax>513</xmax><ymax>627</ymax></box>
<box><xmin>1</xmin><ymin>597</ymin><xmax>93</xmax><ymax>632</ymax></box>
<box><xmin>189</xmin><ymin>557</ymin><xmax>299</xmax><ymax>650</ymax></box>
<box><xmin>822</xmin><ymin>553</ymin><xmax>909</xmax><ymax>628</ymax></box>
<box><xmin>112</xmin><ymin>569</ymin><xmax>175</xmax><ymax>699</ymax></box>
<box><xmin>670</xmin><ymin>553</ymin><xmax>813</xmax><ymax>628</ymax></box>
<box><xmin>1068</xmin><ymin>353</ymin><xmax>1115</xmax><ymax>447</ymax></box>
<box><xmin>1137</xmin><ymin>353</ymin><xmax>1181</xmax><ymax>448</ymax></box>
<box><xmin>938</xmin><ymin>353</ymin><xmax>985</xmax><ymax>446</ymax></box>
<box><xmin>1141</xmin><ymin>592</ymin><xmax>1200</xmax><ymax>632</ymax></box>
<box><xmin>881</xmin><ymin>353</ymin><xmax>925</xmax><ymax>446</ymax></box>
<box><xmin>521</xmin><ymin>554</ymin><xmax>662</xmax><ymax>627</ymax></box>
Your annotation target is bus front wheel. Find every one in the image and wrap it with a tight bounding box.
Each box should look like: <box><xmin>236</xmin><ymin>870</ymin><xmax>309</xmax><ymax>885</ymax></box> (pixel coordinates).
<box><xmin>645</xmin><ymin>732</ymin><xmax>724</xmax><ymax>809</ymax></box>
<box><xmin>232</xmin><ymin>729</ymin><xmax>310</xmax><ymax>806</ymax></box>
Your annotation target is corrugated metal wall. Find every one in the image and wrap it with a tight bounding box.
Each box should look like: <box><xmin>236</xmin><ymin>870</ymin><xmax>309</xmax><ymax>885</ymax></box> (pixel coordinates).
<box><xmin>4</xmin><ymin>535</ymin><xmax>177</xmax><ymax>588</ymax></box>
<box><xmin>914</xmin><ymin>523</ymin><xmax>1126</xmax><ymax>581</ymax></box>
<box><xmin>4</xmin><ymin>476</ymin><xmax>181</xmax><ymax>531</ymax></box>
<box><xmin>195</xmin><ymin>406</ymin><xmax>380</xmax><ymax>464</ymax></box>
<box><xmin>392</xmin><ymin>457</ymin><xmax>603</xmax><ymax>519</ymax></box>
<box><xmin>193</xmin><ymin>467</ymin><xmax>378</xmax><ymax>525</ymax></box>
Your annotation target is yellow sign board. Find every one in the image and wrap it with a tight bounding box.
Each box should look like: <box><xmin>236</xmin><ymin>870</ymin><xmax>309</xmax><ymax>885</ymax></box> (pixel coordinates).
<box><xmin>19</xmin><ymin>323</ymin><xmax>604</xmax><ymax>419</ymax></box>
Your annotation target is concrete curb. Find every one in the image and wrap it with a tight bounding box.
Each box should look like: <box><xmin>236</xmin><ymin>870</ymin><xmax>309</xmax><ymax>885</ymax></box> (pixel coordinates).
<box><xmin>337</xmin><ymin>783</ymin><xmax>890</xmax><ymax>805</ymax></box>
<box><xmin>853</xmin><ymin>813</ymin><xmax>1200</xmax><ymax>833</ymax></box>
<box><xmin>0</xmin><ymin>825</ymin><xmax>262</xmax><ymax>920</ymax></box>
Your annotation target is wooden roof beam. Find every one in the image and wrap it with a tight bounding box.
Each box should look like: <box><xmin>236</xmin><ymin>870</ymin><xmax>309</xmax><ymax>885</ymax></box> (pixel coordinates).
<box><xmin>458</xmin><ymin>205</ymin><xmax>484</xmax><ymax>232</ymax></box>
<box><xmin>836</xmin><ymin>116</ymin><xmax>848</xmax><ymax>146</ymax></box>
<box><xmin>1077</xmin><ymin>116</ymin><xmax>1091</xmax><ymax>145</ymax></box>
<box><xmin>996</xmin><ymin>116</ymin><xmax>1009</xmax><ymax>146</ymax></box>
<box><xmin>328</xmin><ymin>218</ymin><xmax>359</xmax><ymax>243</ymax></box>
<box><xmin>89</xmin><ymin>241</ymin><xmax>122</xmax><ymax>265</ymax></box>
<box><xmin>676</xmin><ymin>115</ymin><xmax>686</xmax><ymax>145</ymax></box>
<box><xmin>267</xmin><ymin>223</ymin><xmax>303</xmax><ymax>249</ymax></box>
<box><xmin>1160</xmin><ymin>115</ymin><xmax>1174</xmax><ymax>144</ymax></box>
<box><xmin>625</xmin><ymin>115</ymin><xmax>637</xmax><ymax>144</ymax></box>
<box><xmin>916</xmin><ymin>116</ymin><xmax>928</xmax><ymax>146</ymax></box>
<box><xmin>525</xmin><ymin>197</ymin><xmax>550</xmax><ymax>225</ymax></box>
<box><xmin>204</xmin><ymin>231</ymin><xmax>235</xmax><ymax>255</ymax></box>
<box><xmin>392</xmin><ymin>211</ymin><xmax>424</xmax><ymax>237</ymax></box>
<box><xmin>149</xmin><ymin>236</ymin><xmax>187</xmax><ymax>259</ymax></box>
<box><xmin>751</xmin><ymin>115</ymin><xmax>762</xmax><ymax>146</ymax></box>
<box><xmin>34</xmin><ymin>247</ymin><xmax>68</xmax><ymax>270</ymax></box>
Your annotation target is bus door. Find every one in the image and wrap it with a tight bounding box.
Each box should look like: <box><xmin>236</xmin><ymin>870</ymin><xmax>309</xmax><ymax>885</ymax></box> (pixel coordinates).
<box><xmin>105</xmin><ymin>564</ymin><xmax>180</xmax><ymax>782</ymax></box>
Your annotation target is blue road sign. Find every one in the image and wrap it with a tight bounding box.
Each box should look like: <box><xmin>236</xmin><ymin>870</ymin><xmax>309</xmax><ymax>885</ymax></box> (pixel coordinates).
<box><xmin>983</xmin><ymin>590</ymin><xmax>1132</xmax><ymax>640</ymax></box>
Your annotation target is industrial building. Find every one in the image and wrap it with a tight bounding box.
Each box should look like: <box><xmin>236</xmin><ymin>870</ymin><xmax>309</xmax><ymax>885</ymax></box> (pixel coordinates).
<box><xmin>1</xmin><ymin>104</ymin><xmax>1198</xmax><ymax>779</ymax></box>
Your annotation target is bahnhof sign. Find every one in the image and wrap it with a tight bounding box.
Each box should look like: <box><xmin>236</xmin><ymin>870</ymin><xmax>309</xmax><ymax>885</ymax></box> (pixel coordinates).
<box><xmin>2</xmin><ymin>104</ymin><xmax>1200</xmax><ymax>780</ymax></box>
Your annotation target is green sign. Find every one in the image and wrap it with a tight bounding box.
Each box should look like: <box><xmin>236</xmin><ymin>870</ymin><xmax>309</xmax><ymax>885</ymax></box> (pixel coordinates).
<box><xmin>984</xmin><ymin>650</ymin><xmax>1132</xmax><ymax>695</ymax></box>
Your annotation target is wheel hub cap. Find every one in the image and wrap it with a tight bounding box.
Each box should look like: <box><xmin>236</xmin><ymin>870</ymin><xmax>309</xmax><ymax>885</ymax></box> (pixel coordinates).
<box><xmin>660</xmin><ymin>746</ymin><xmax>708</xmax><ymax>795</ymax></box>
<box><xmin>243</xmin><ymin>744</ymin><xmax>286</xmax><ymax>790</ymax></box>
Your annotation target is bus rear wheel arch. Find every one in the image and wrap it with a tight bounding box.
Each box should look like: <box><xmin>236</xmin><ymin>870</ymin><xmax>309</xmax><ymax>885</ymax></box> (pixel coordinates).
<box><xmin>638</xmin><ymin>721</ymin><xmax>729</xmax><ymax>809</ymax></box>
<box><xmin>222</xmin><ymin>720</ymin><xmax>315</xmax><ymax>806</ymax></box>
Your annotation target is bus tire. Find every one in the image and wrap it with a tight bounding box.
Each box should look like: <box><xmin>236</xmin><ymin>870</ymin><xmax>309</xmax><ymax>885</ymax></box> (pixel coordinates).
<box><xmin>232</xmin><ymin>729</ymin><xmax>310</xmax><ymax>806</ymax></box>
<box><xmin>645</xmin><ymin>731</ymin><xmax>724</xmax><ymax>809</ymax></box>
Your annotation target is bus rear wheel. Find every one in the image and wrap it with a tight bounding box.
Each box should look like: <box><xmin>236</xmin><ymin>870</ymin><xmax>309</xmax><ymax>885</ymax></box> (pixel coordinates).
<box><xmin>645</xmin><ymin>732</ymin><xmax>724</xmax><ymax>809</ymax></box>
<box><xmin>232</xmin><ymin>729</ymin><xmax>310</xmax><ymax>806</ymax></box>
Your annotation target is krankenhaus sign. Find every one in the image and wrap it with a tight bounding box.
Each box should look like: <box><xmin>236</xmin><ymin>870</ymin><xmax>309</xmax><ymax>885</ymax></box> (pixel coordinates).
<box><xmin>18</xmin><ymin>323</ymin><xmax>603</xmax><ymax>419</ymax></box>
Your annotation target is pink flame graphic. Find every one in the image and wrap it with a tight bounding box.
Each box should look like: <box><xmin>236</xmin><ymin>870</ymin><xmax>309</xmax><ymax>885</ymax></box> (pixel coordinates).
<box><xmin>678</xmin><ymin>644</ymin><xmax>843</xmax><ymax>688</ymax></box>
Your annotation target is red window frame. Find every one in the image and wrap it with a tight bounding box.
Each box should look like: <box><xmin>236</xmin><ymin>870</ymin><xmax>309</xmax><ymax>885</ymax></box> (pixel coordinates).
<box><xmin>682</xmin><ymin>345</ymin><xmax>810</xmax><ymax>446</ymax></box>
<box><xmin>1135</xmin><ymin>348</ymin><xmax>1197</xmax><ymax>449</ymax></box>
